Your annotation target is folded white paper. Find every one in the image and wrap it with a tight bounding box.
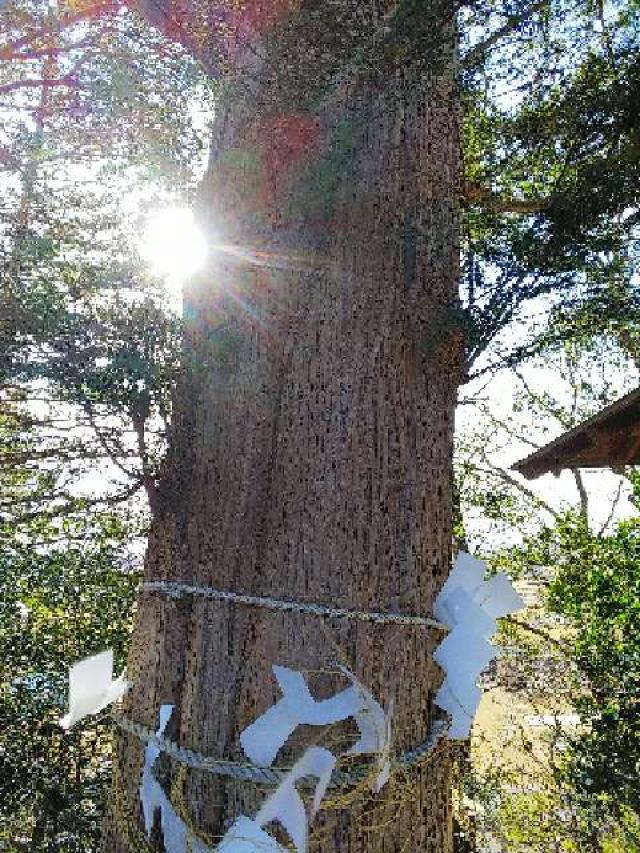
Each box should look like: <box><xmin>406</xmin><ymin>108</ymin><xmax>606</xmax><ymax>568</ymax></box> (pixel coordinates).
<box><xmin>433</xmin><ymin>552</ymin><xmax>486</xmax><ymax>623</ymax></box>
<box><xmin>58</xmin><ymin>649</ymin><xmax>129</xmax><ymax>729</ymax></box>
<box><xmin>217</xmin><ymin>816</ymin><xmax>285</xmax><ymax>852</ymax></box>
<box><xmin>433</xmin><ymin>553</ymin><xmax>524</xmax><ymax>740</ymax></box>
<box><xmin>341</xmin><ymin>667</ymin><xmax>387</xmax><ymax>756</ymax></box>
<box><xmin>433</xmin><ymin>626</ymin><xmax>495</xmax><ymax>686</ymax></box>
<box><xmin>218</xmin><ymin>746</ymin><xmax>336</xmax><ymax>853</ymax></box>
<box><xmin>141</xmin><ymin>705</ymin><xmax>213</xmax><ymax>853</ymax></box>
<box><xmin>435</xmin><ymin>681</ymin><xmax>482</xmax><ymax>717</ymax></box>
<box><xmin>257</xmin><ymin>745</ymin><xmax>335</xmax><ymax>850</ymax></box>
<box><xmin>475</xmin><ymin>572</ymin><xmax>524</xmax><ymax>619</ymax></box>
<box><xmin>341</xmin><ymin>669</ymin><xmax>393</xmax><ymax>791</ymax></box>
<box><xmin>241</xmin><ymin>666</ymin><xmax>373</xmax><ymax>767</ymax></box>
<box><xmin>435</xmin><ymin>682</ymin><xmax>481</xmax><ymax>739</ymax></box>
<box><xmin>436</xmin><ymin>586</ymin><xmax>497</xmax><ymax>638</ymax></box>
<box><xmin>372</xmin><ymin>703</ymin><xmax>393</xmax><ymax>793</ymax></box>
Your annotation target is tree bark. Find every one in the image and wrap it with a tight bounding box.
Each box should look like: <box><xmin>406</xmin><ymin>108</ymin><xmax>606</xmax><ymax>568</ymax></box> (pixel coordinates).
<box><xmin>104</xmin><ymin>2</ymin><xmax>463</xmax><ymax>849</ymax></box>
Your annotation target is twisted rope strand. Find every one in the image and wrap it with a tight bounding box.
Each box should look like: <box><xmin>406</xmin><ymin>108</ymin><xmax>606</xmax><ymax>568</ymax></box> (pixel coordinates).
<box><xmin>141</xmin><ymin>580</ymin><xmax>449</xmax><ymax>632</ymax></box>
<box><xmin>113</xmin><ymin>715</ymin><xmax>450</xmax><ymax>788</ymax></box>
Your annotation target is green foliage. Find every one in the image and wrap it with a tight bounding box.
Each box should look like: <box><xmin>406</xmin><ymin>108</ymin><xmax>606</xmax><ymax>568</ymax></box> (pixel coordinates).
<box><xmin>456</xmin><ymin>341</ymin><xmax>639</xmax><ymax>849</ymax></box>
<box><xmin>460</xmin><ymin>1</ymin><xmax>640</xmax><ymax>374</ymax></box>
<box><xmin>0</xmin><ymin>538</ymin><xmax>140</xmax><ymax>851</ymax></box>
<box><xmin>0</xmin><ymin>4</ymin><xmax>209</xmax><ymax>849</ymax></box>
<box><xmin>545</xmin><ymin>515</ymin><xmax>640</xmax><ymax>834</ymax></box>
<box><xmin>491</xmin><ymin>510</ymin><xmax>640</xmax><ymax>849</ymax></box>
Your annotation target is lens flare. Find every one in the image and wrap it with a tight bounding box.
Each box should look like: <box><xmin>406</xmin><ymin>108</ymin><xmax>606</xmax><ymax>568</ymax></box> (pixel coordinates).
<box><xmin>140</xmin><ymin>207</ymin><xmax>207</xmax><ymax>295</ymax></box>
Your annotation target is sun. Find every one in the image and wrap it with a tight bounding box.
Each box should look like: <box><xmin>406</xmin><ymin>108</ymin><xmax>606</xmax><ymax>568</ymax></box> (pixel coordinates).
<box><xmin>140</xmin><ymin>207</ymin><xmax>208</xmax><ymax>294</ymax></box>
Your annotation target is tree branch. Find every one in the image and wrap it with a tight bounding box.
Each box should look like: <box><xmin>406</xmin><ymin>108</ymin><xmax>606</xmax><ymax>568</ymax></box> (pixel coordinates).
<box><xmin>573</xmin><ymin>469</ymin><xmax>589</xmax><ymax>519</ymax></box>
<box><xmin>463</xmin><ymin>183</ymin><xmax>550</xmax><ymax>214</ymax></box>
<box><xmin>0</xmin><ymin>75</ymin><xmax>81</xmax><ymax>95</ymax></box>
<box><xmin>0</xmin><ymin>38</ymin><xmax>97</xmax><ymax>62</ymax></box>
<box><xmin>476</xmin><ymin>461</ymin><xmax>560</xmax><ymax>519</ymax></box>
<box><xmin>462</xmin><ymin>0</ymin><xmax>552</xmax><ymax>70</ymax></box>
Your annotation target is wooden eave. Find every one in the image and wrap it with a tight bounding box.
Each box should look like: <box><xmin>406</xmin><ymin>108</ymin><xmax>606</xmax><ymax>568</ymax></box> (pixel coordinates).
<box><xmin>512</xmin><ymin>387</ymin><xmax>640</xmax><ymax>479</ymax></box>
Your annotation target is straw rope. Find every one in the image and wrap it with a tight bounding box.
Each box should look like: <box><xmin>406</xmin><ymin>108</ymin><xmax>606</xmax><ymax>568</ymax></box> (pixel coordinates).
<box><xmin>141</xmin><ymin>579</ymin><xmax>449</xmax><ymax>632</ymax></box>
<box><xmin>113</xmin><ymin>714</ymin><xmax>450</xmax><ymax>788</ymax></box>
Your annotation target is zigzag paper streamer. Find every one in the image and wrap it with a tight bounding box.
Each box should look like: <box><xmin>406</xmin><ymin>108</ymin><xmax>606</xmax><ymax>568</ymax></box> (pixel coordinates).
<box><xmin>434</xmin><ymin>552</ymin><xmax>524</xmax><ymax>739</ymax></box>
<box><xmin>217</xmin><ymin>816</ymin><xmax>284</xmax><ymax>852</ymax></box>
<box><xmin>240</xmin><ymin>664</ymin><xmax>391</xmax><ymax>789</ymax></box>
<box><xmin>240</xmin><ymin>666</ymin><xmax>362</xmax><ymax>766</ymax></box>
<box><xmin>140</xmin><ymin>705</ymin><xmax>212</xmax><ymax>853</ymax></box>
<box><xmin>339</xmin><ymin>667</ymin><xmax>393</xmax><ymax>792</ymax></box>
<box><xmin>218</xmin><ymin>746</ymin><xmax>336</xmax><ymax>853</ymax></box>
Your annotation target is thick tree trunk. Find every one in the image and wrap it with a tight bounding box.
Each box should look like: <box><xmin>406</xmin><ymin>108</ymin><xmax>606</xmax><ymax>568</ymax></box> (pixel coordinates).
<box><xmin>104</xmin><ymin>2</ymin><xmax>462</xmax><ymax>849</ymax></box>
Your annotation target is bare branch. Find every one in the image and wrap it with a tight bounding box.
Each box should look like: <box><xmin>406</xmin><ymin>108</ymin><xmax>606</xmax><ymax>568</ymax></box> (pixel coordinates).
<box><xmin>0</xmin><ymin>37</ymin><xmax>97</xmax><ymax>62</ymax></box>
<box><xmin>476</xmin><ymin>461</ymin><xmax>560</xmax><ymax>519</ymax></box>
<box><xmin>463</xmin><ymin>183</ymin><xmax>550</xmax><ymax>215</ymax></box>
<box><xmin>462</xmin><ymin>0</ymin><xmax>551</xmax><ymax>70</ymax></box>
<box><xmin>598</xmin><ymin>477</ymin><xmax>625</xmax><ymax>536</ymax></box>
<box><xmin>0</xmin><ymin>75</ymin><xmax>81</xmax><ymax>95</ymax></box>
<box><xmin>572</xmin><ymin>469</ymin><xmax>589</xmax><ymax>518</ymax></box>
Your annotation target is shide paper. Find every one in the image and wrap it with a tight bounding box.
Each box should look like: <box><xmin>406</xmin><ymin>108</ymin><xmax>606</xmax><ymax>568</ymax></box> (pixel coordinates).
<box><xmin>434</xmin><ymin>682</ymin><xmax>481</xmax><ymax>740</ymax></box>
<box><xmin>435</xmin><ymin>586</ymin><xmax>495</xmax><ymax>639</ymax></box>
<box><xmin>58</xmin><ymin>649</ymin><xmax>129</xmax><ymax>729</ymax></box>
<box><xmin>226</xmin><ymin>665</ymin><xmax>392</xmax><ymax>851</ymax></box>
<box><xmin>217</xmin><ymin>817</ymin><xmax>284</xmax><ymax>852</ymax></box>
<box><xmin>241</xmin><ymin>665</ymin><xmax>391</xmax><ymax>788</ymax></box>
<box><xmin>434</xmin><ymin>552</ymin><xmax>524</xmax><ymax>739</ymax></box>
<box><xmin>475</xmin><ymin>571</ymin><xmax>526</xmax><ymax>619</ymax></box>
<box><xmin>141</xmin><ymin>705</ymin><xmax>212</xmax><ymax>853</ymax></box>
<box><xmin>433</xmin><ymin>551</ymin><xmax>486</xmax><ymax>615</ymax></box>
<box><xmin>218</xmin><ymin>746</ymin><xmax>336</xmax><ymax>853</ymax></box>
<box><xmin>370</xmin><ymin>702</ymin><xmax>393</xmax><ymax>792</ymax></box>
<box><xmin>433</xmin><ymin>624</ymin><xmax>496</xmax><ymax>692</ymax></box>
<box><xmin>340</xmin><ymin>668</ymin><xmax>393</xmax><ymax>792</ymax></box>
<box><xmin>256</xmin><ymin>746</ymin><xmax>335</xmax><ymax>851</ymax></box>
<box><xmin>240</xmin><ymin>666</ymin><xmax>361</xmax><ymax>766</ymax></box>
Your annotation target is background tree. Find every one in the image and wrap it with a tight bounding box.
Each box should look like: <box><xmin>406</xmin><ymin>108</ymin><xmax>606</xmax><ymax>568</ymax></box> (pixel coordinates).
<box><xmin>0</xmin><ymin>2</ymin><xmax>212</xmax><ymax>848</ymax></box>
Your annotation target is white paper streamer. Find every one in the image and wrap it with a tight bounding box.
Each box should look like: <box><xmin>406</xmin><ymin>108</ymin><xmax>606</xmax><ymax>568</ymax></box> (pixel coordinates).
<box><xmin>218</xmin><ymin>747</ymin><xmax>336</xmax><ymax>853</ymax></box>
<box><xmin>240</xmin><ymin>665</ymin><xmax>388</xmax><ymax>771</ymax></box>
<box><xmin>433</xmin><ymin>552</ymin><xmax>486</xmax><ymax>623</ymax></box>
<box><xmin>141</xmin><ymin>705</ymin><xmax>213</xmax><ymax>853</ymax></box>
<box><xmin>433</xmin><ymin>624</ymin><xmax>496</xmax><ymax>689</ymax></box>
<box><xmin>217</xmin><ymin>816</ymin><xmax>285</xmax><ymax>852</ymax></box>
<box><xmin>257</xmin><ymin>746</ymin><xmax>335</xmax><ymax>848</ymax></box>
<box><xmin>434</xmin><ymin>682</ymin><xmax>481</xmax><ymax>739</ymax></box>
<box><xmin>435</xmin><ymin>586</ymin><xmax>496</xmax><ymax>638</ymax></box>
<box><xmin>475</xmin><ymin>571</ymin><xmax>526</xmax><ymax>619</ymax></box>
<box><xmin>227</xmin><ymin>666</ymin><xmax>393</xmax><ymax>851</ymax></box>
<box><xmin>434</xmin><ymin>553</ymin><xmax>524</xmax><ymax>739</ymax></box>
<box><xmin>340</xmin><ymin>668</ymin><xmax>393</xmax><ymax>791</ymax></box>
<box><xmin>58</xmin><ymin>649</ymin><xmax>129</xmax><ymax>729</ymax></box>
<box><xmin>372</xmin><ymin>703</ymin><xmax>393</xmax><ymax>792</ymax></box>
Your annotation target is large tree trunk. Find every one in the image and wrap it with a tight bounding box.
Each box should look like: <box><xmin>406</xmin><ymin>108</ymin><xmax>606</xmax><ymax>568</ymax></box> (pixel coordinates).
<box><xmin>104</xmin><ymin>2</ymin><xmax>462</xmax><ymax>849</ymax></box>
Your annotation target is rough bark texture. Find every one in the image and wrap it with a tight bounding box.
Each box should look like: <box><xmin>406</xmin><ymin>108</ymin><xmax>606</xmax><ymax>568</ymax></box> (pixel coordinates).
<box><xmin>104</xmin><ymin>2</ymin><xmax>462</xmax><ymax>850</ymax></box>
